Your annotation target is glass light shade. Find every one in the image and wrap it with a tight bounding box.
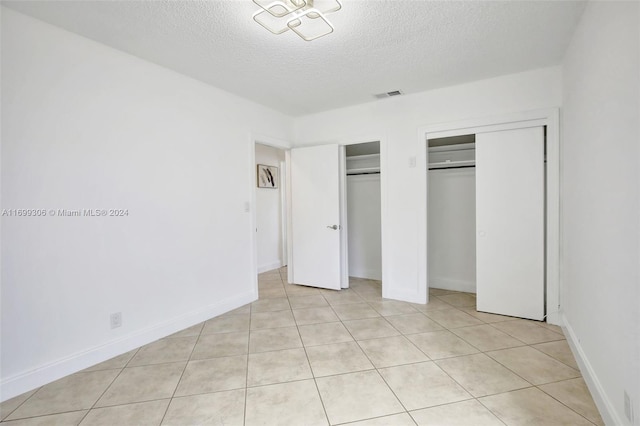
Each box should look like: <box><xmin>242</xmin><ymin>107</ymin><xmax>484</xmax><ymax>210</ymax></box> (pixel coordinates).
<box><xmin>252</xmin><ymin>0</ymin><xmax>306</xmax><ymax>18</ymax></box>
<box><xmin>287</xmin><ymin>9</ymin><xmax>334</xmax><ymax>41</ymax></box>
<box><xmin>253</xmin><ymin>8</ymin><xmax>293</xmax><ymax>34</ymax></box>
<box><xmin>252</xmin><ymin>0</ymin><xmax>339</xmax><ymax>41</ymax></box>
<box><xmin>308</xmin><ymin>0</ymin><xmax>341</xmax><ymax>15</ymax></box>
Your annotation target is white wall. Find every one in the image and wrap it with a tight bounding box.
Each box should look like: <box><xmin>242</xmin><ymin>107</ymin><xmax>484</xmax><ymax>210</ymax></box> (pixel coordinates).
<box><xmin>347</xmin><ymin>174</ymin><xmax>382</xmax><ymax>280</ymax></box>
<box><xmin>255</xmin><ymin>144</ymin><xmax>285</xmax><ymax>273</ymax></box>
<box><xmin>293</xmin><ymin>66</ymin><xmax>562</xmax><ymax>303</ymax></box>
<box><xmin>561</xmin><ymin>2</ymin><xmax>639</xmax><ymax>425</ymax></box>
<box><xmin>0</xmin><ymin>8</ymin><xmax>292</xmax><ymax>400</ymax></box>
<box><xmin>427</xmin><ymin>169</ymin><xmax>476</xmax><ymax>293</ymax></box>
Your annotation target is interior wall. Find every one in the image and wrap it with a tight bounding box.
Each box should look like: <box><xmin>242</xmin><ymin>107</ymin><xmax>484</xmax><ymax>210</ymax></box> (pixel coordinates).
<box><xmin>560</xmin><ymin>2</ymin><xmax>639</xmax><ymax>425</ymax></box>
<box><xmin>293</xmin><ymin>66</ymin><xmax>562</xmax><ymax>303</ymax></box>
<box><xmin>347</xmin><ymin>174</ymin><xmax>382</xmax><ymax>280</ymax></box>
<box><xmin>1</xmin><ymin>8</ymin><xmax>293</xmax><ymax>400</ymax></box>
<box><xmin>427</xmin><ymin>168</ymin><xmax>476</xmax><ymax>293</ymax></box>
<box><xmin>255</xmin><ymin>144</ymin><xmax>285</xmax><ymax>273</ymax></box>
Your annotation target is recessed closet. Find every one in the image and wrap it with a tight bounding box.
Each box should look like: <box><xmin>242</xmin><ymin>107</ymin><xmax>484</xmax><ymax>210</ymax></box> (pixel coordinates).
<box><xmin>345</xmin><ymin>142</ymin><xmax>381</xmax><ymax>281</ymax></box>
<box><xmin>427</xmin><ymin>127</ymin><xmax>546</xmax><ymax>321</ymax></box>
<box><xmin>427</xmin><ymin>134</ymin><xmax>477</xmax><ymax>293</ymax></box>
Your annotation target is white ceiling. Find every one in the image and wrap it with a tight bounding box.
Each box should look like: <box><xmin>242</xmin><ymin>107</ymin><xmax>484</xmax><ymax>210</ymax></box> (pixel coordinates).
<box><xmin>3</xmin><ymin>0</ymin><xmax>586</xmax><ymax>116</ymax></box>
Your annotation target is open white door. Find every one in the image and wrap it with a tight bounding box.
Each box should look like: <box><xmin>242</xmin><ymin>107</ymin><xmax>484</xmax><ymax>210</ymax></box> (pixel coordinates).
<box><xmin>290</xmin><ymin>145</ymin><xmax>342</xmax><ymax>290</ymax></box>
<box><xmin>476</xmin><ymin>126</ymin><xmax>545</xmax><ymax>320</ymax></box>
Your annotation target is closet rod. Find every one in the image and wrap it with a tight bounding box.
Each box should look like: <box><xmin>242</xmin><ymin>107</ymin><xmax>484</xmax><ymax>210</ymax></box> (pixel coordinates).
<box><xmin>428</xmin><ymin>165</ymin><xmax>476</xmax><ymax>171</ymax></box>
<box><xmin>347</xmin><ymin>171</ymin><xmax>381</xmax><ymax>176</ymax></box>
<box><xmin>429</xmin><ymin>160</ymin><xmax>546</xmax><ymax>171</ymax></box>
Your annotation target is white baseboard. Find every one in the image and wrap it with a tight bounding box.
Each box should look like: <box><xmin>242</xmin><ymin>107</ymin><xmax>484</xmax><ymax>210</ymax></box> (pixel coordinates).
<box><xmin>258</xmin><ymin>260</ymin><xmax>283</xmax><ymax>273</ymax></box>
<box><xmin>429</xmin><ymin>277</ymin><xmax>476</xmax><ymax>294</ymax></box>
<box><xmin>383</xmin><ymin>287</ymin><xmax>424</xmax><ymax>304</ymax></box>
<box><xmin>0</xmin><ymin>290</ymin><xmax>257</xmax><ymax>402</ymax></box>
<box><xmin>348</xmin><ymin>269</ymin><xmax>382</xmax><ymax>281</ymax></box>
<box><xmin>562</xmin><ymin>314</ymin><xmax>624</xmax><ymax>426</ymax></box>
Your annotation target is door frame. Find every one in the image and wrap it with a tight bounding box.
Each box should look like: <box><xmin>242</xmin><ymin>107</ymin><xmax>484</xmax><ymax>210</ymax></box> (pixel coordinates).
<box><xmin>418</xmin><ymin>108</ymin><xmax>560</xmax><ymax>324</ymax></box>
<box><xmin>338</xmin><ymin>136</ymin><xmax>389</xmax><ymax>294</ymax></box>
<box><xmin>251</xmin><ymin>134</ymin><xmax>389</xmax><ymax>294</ymax></box>
<box><xmin>249</xmin><ymin>133</ymin><xmax>292</xmax><ymax>297</ymax></box>
<box><xmin>279</xmin><ymin>159</ymin><xmax>288</xmax><ymax>268</ymax></box>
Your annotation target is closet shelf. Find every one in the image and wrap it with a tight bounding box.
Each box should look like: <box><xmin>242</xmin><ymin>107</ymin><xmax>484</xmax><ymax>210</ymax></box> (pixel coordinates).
<box><xmin>428</xmin><ymin>142</ymin><xmax>475</xmax><ymax>153</ymax></box>
<box><xmin>428</xmin><ymin>160</ymin><xmax>476</xmax><ymax>169</ymax></box>
<box><xmin>346</xmin><ymin>153</ymin><xmax>380</xmax><ymax>160</ymax></box>
<box><xmin>347</xmin><ymin>167</ymin><xmax>381</xmax><ymax>175</ymax></box>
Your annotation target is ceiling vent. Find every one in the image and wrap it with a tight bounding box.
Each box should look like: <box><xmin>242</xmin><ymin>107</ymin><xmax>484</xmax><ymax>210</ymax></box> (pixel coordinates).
<box><xmin>374</xmin><ymin>90</ymin><xmax>403</xmax><ymax>99</ymax></box>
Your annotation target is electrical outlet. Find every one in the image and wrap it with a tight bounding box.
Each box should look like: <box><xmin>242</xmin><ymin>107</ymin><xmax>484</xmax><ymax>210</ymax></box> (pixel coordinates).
<box><xmin>624</xmin><ymin>391</ymin><xmax>634</xmax><ymax>423</ymax></box>
<box><xmin>110</xmin><ymin>312</ymin><xmax>122</xmax><ymax>329</ymax></box>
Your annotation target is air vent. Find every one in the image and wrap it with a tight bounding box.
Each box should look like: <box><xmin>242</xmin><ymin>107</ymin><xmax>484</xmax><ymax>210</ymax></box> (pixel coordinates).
<box><xmin>374</xmin><ymin>90</ymin><xmax>404</xmax><ymax>99</ymax></box>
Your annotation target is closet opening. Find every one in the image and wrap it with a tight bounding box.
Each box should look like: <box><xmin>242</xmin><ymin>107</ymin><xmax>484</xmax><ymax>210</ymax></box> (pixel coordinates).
<box><xmin>427</xmin><ymin>134</ymin><xmax>477</xmax><ymax>295</ymax></box>
<box><xmin>345</xmin><ymin>141</ymin><xmax>382</xmax><ymax>290</ymax></box>
<box><xmin>426</xmin><ymin>127</ymin><xmax>548</xmax><ymax>321</ymax></box>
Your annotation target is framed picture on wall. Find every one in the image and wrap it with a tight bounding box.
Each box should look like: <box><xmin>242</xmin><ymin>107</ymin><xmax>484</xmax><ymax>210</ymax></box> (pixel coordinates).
<box><xmin>257</xmin><ymin>164</ymin><xmax>278</xmax><ymax>188</ymax></box>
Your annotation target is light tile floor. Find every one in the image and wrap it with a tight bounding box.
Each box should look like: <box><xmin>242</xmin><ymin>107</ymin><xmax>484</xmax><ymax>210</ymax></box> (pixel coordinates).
<box><xmin>0</xmin><ymin>267</ymin><xmax>604</xmax><ymax>425</ymax></box>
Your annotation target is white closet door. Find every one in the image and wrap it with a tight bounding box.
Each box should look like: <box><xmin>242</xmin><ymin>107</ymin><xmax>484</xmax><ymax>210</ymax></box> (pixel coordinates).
<box><xmin>476</xmin><ymin>126</ymin><xmax>544</xmax><ymax>320</ymax></box>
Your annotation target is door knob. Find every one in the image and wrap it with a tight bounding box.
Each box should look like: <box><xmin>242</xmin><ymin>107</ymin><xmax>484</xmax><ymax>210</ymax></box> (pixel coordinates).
<box><xmin>327</xmin><ymin>225</ymin><xmax>339</xmax><ymax>230</ymax></box>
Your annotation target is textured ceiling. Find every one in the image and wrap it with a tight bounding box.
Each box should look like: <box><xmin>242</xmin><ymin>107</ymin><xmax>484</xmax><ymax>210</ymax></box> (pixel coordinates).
<box><xmin>3</xmin><ymin>0</ymin><xmax>586</xmax><ymax>116</ymax></box>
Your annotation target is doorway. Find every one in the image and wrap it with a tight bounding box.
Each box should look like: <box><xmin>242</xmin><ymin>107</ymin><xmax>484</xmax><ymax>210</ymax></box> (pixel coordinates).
<box><xmin>284</xmin><ymin>140</ymin><xmax>387</xmax><ymax>295</ymax></box>
<box><xmin>253</xmin><ymin>142</ymin><xmax>288</xmax><ymax>281</ymax></box>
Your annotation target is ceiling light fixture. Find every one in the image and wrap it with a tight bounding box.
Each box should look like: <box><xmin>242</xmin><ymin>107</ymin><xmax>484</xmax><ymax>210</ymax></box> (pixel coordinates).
<box><xmin>252</xmin><ymin>0</ymin><xmax>342</xmax><ymax>41</ymax></box>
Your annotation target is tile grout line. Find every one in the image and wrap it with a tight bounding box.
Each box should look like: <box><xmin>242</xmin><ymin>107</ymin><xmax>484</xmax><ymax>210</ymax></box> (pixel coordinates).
<box><xmin>4</xmin><ymin>272</ymin><xmax>599</xmax><ymax>425</ymax></box>
<box><xmin>4</xmin><ymin>352</ymin><xmax>148</xmax><ymax>423</ymax></box>
<box><xmin>284</xmin><ymin>274</ymin><xmax>332</xmax><ymax>426</ymax></box>
<box><xmin>157</xmin><ymin>319</ymin><xmax>205</xmax><ymax>426</ymax></box>
<box><xmin>242</xmin><ymin>298</ymin><xmax>255</xmax><ymax>426</ymax></box>
<box><xmin>243</xmin><ymin>276</ymin><xmax>598</xmax><ymax>425</ymax></box>
<box><xmin>527</xmin><ymin>341</ymin><xmax>583</xmax><ymax>370</ymax></box>
<box><xmin>326</xmin><ymin>293</ymin><xmax>412</xmax><ymax>424</ymax></box>
<box><xmin>332</xmin><ymin>412</ymin><xmax>417</xmax><ymax>426</ymax></box>
<box><xmin>1</xmin><ymin>409</ymin><xmax>87</xmax><ymax>424</ymax></box>
<box><xmin>534</xmin><ymin>383</ymin><xmax>602</xmax><ymax>426</ymax></box>
<box><xmin>284</xmin><ymin>275</ymin><xmax>409</xmax><ymax>424</ymax></box>
<box><xmin>474</xmin><ymin>396</ymin><xmax>510</xmax><ymax>426</ymax></box>
<box><xmin>75</xmin><ymin>356</ymin><xmax>138</xmax><ymax>424</ymax></box>
<box><xmin>475</xmin><ymin>384</ymin><xmax>599</xmax><ymax>426</ymax></box>
<box><xmin>375</xmin><ymin>301</ymin><xmax>501</xmax><ymax>421</ymax></box>
<box><xmin>482</xmin><ymin>345</ymin><xmax>566</xmax><ymax>391</ymax></box>
<box><xmin>346</xmin><ymin>284</ymin><xmax>589</xmax><ymax>423</ymax></box>
<box><xmin>71</xmin><ymin>347</ymin><xmax>142</xmax><ymax>423</ymax></box>
<box><xmin>0</xmin><ymin>387</ymin><xmax>42</xmax><ymax>422</ymax></box>
<box><xmin>431</xmin><ymin>324</ymin><xmax>541</xmax><ymax>403</ymax></box>
<box><xmin>448</xmin><ymin>332</ymin><xmax>596</xmax><ymax>421</ymax></box>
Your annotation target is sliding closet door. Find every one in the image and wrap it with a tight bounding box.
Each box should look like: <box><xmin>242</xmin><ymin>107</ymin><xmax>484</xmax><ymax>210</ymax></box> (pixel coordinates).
<box><xmin>476</xmin><ymin>126</ymin><xmax>544</xmax><ymax>320</ymax></box>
